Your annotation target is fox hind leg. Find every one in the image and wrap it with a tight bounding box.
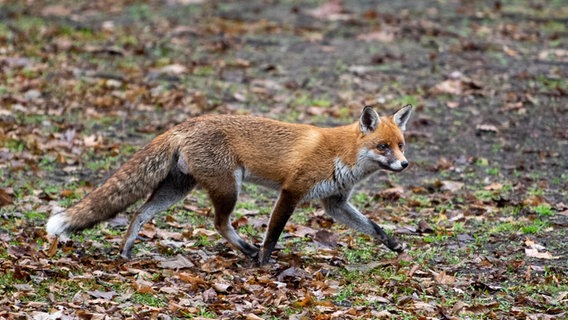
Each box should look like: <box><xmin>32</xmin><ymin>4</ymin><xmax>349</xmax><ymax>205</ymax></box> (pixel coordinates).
<box><xmin>205</xmin><ymin>177</ymin><xmax>260</xmax><ymax>259</ymax></box>
<box><xmin>120</xmin><ymin>169</ymin><xmax>195</xmax><ymax>258</ymax></box>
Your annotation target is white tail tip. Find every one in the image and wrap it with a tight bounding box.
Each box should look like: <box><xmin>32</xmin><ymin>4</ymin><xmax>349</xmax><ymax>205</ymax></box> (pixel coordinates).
<box><xmin>46</xmin><ymin>214</ymin><xmax>70</xmax><ymax>235</ymax></box>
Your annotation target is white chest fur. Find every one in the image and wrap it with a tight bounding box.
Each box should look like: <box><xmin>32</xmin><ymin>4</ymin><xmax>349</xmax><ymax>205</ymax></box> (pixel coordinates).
<box><xmin>305</xmin><ymin>152</ymin><xmax>378</xmax><ymax>200</ymax></box>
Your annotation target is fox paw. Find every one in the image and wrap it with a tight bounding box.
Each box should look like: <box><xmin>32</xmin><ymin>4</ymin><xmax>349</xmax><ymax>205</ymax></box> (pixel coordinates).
<box><xmin>392</xmin><ymin>242</ymin><xmax>408</xmax><ymax>253</ymax></box>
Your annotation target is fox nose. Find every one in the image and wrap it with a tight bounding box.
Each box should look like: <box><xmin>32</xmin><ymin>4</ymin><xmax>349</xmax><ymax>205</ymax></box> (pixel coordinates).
<box><xmin>401</xmin><ymin>161</ymin><xmax>409</xmax><ymax>169</ymax></box>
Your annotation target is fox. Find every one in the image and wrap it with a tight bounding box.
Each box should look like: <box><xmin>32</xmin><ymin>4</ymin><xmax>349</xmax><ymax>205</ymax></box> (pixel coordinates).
<box><xmin>46</xmin><ymin>105</ymin><xmax>412</xmax><ymax>265</ymax></box>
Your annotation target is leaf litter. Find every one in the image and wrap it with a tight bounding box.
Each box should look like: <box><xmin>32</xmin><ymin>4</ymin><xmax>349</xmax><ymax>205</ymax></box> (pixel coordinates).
<box><xmin>1</xmin><ymin>0</ymin><xmax>567</xmax><ymax>319</ymax></box>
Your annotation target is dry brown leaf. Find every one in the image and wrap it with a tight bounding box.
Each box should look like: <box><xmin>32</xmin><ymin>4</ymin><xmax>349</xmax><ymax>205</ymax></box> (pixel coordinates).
<box><xmin>431</xmin><ymin>79</ymin><xmax>463</xmax><ymax>95</ymax></box>
<box><xmin>294</xmin><ymin>292</ymin><xmax>314</xmax><ymax>307</ymax></box>
<box><xmin>414</xmin><ymin>301</ymin><xmax>436</xmax><ymax>312</ymax></box>
<box><xmin>538</xmin><ymin>49</ymin><xmax>568</xmax><ymax>61</ymax></box>
<box><xmin>87</xmin><ymin>290</ymin><xmax>117</xmax><ymax>300</ymax></box>
<box><xmin>177</xmin><ymin>272</ymin><xmax>207</xmax><ymax>290</ymax></box>
<box><xmin>476</xmin><ymin>124</ymin><xmax>499</xmax><ymax>134</ymax></box>
<box><xmin>159</xmin><ymin>64</ymin><xmax>188</xmax><ymax>75</ymax></box>
<box><xmin>159</xmin><ymin>254</ymin><xmax>195</xmax><ymax>269</ymax></box>
<box><xmin>133</xmin><ymin>279</ymin><xmax>155</xmax><ymax>294</ymax></box>
<box><xmin>192</xmin><ymin>228</ymin><xmax>218</xmax><ymax>239</ymax></box>
<box><xmin>484</xmin><ymin>183</ymin><xmax>503</xmax><ymax>191</ymax></box>
<box><xmin>156</xmin><ymin>229</ymin><xmax>183</xmax><ymax>240</ymax></box>
<box><xmin>416</xmin><ymin>220</ymin><xmax>434</xmax><ymax>233</ymax></box>
<box><xmin>440</xmin><ymin>180</ymin><xmax>464</xmax><ymax>192</ymax></box>
<box><xmin>201</xmin><ymin>256</ymin><xmax>230</xmax><ymax>273</ymax></box>
<box><xmin>433</xmin><ymin>270</ymin><xmax>456</xmax><ymax>285</ymax></box>
<box><xmin>202</xmin><ymin>287</ymin><xmax>218</xmax><ymax>303</ymax></box>
<box><xmin>357</xmin><ymin>30</ymin><xmax>396</xmax><ymax>43</ymax></box>
<box><xmin>306</xmin><ymin>0</ymin><xmax>344</xmax><ymax>20</ymax></box>
<box><xmin>314</xmin><ymin>229</ymin><xmax>338</xmax><ymax>248</ymax></box>
<box><xmin>140</xmin><ymin>224</ymin><xmax>157</xmax><ymax>239</ymax></box>
<box><xmin>212</xmin><ymin>281</ymin><xmax>232</xmax><ymax>293</ymax></box>
<box><xmin>524</xmin><ymin>248</ymin><xmax>559</xmax><ymax>260</ymax></box>
<box><xmin>0</xmin><ymin>188</ymin><xmax>14</xmax><ymax>207</ymax></box>
<box><xmin>46</xmin><ymin>236</ymin><xmax>59</xmax><ymax>257</ymax></box>
<box><xmin>41</xmin><ymin>5</ymin><xmax>71</xmax><ymax>17</ymax></box>
<box><xmin>446</xmin><ymin>101</ymin><xmax>460</xmax><ymax>108</ymax></box>
<box><xmin>245</xmin><ymin>314</ymin><xmax>264</xmax><ymax>320</ymax></box>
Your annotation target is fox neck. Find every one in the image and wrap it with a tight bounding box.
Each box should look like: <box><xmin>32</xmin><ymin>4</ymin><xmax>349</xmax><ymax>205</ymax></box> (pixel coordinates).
<box><xmin>321</xmin><ymin>123</ymin><xmax>366</xmax><ymax>165</ymax></box>
<box><xmin>303</xmin><ymin>124</ymin><xmax>381</xmax><ymax>201</ymax></box>
<box><xmin>304</xmin><ymin>150</ymin><xmax>379</xmax><ymax>201</ymax></box>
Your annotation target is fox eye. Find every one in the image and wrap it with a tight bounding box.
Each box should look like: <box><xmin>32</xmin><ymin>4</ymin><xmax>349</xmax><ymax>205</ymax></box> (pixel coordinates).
<box><xmin>398</xmin><ymin>143</ymin><xmax>404</xmax><ymax>150</ymax></box>
<box><xmin>377</xmin><ymin>143</ymin><xmax>389</xmax><ymax>151</ymax></box>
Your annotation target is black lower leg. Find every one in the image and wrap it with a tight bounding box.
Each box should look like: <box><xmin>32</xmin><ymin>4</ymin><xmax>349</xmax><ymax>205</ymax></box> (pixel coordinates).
<box><xmin>259</xmin><ymin>191</ymin><xmax>298</xmax><ymax>265</ymax></box>
<box><xmin>371</xmin><ymin>221</ymin><xmax>405</xmax><ymax>252</ymax></box>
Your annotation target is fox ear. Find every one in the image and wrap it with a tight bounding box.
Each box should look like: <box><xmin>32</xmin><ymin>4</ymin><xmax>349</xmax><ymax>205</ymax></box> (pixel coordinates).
<box><xmin>359</xmin><ymin>106</ymin><xmax>380</xmax><ymax>135</ymax></box>
<box><xmin>393</xmin><ymin>104</ymin><xmax>412</xmax><ymax>131</ymax></box>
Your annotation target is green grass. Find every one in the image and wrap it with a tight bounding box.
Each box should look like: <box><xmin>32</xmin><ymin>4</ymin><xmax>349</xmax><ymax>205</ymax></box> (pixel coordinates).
<box><xmin>521</xmin><ymin>219</ymin><xmax>549</xmax><ymax>234</ymax></box>
<box><xmin>130</xmin><ymin>292</ymin><xmax>168</xmax><ymax>307</ymax></box>
<box><xmin>533</xmin><ymin>204</ymin><xmax>554</xmax><ymax>217</ymax></box>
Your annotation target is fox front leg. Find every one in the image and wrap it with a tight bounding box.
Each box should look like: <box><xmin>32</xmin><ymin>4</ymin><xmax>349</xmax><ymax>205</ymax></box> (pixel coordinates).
<box><xmin>322</xmin><ymin>195</ymin><xmax>406</xmax><ymax>253</ymax></box>
<box><xmin>258</xmin><ymin>190</ymin><xmax>300</xmax><ymax>265</ymax></box>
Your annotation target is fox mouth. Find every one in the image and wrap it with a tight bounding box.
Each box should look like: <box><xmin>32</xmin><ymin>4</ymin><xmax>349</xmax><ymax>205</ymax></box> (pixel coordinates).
<box><xmin>382</xmin><ymin>165</ymin><xmax>405</xmax><ymax>172</ymax></box>
<box><xmin>379</xmin><ymin>162</ymin><xmax>408</xmax><ymax>172</ymax></box>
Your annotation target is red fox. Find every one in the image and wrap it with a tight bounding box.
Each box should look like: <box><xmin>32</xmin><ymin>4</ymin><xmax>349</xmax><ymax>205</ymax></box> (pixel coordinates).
<box><xmin>47</xmin><ymin>105</ymin><xmax>412</xmax><ymax>264</ymax></box>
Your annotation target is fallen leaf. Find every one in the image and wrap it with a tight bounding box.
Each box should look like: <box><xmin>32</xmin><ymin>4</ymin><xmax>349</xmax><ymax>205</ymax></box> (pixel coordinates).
<box><xmin>525</xmin><ymin>248</ymin><xmax>559</xmax><ymax>260</ymax></box>
<box><xmin>87</xmin><ymin>290</ymin><xmax>117</xmax><ymax>300</ymax></box>
<box><xmin>192</xmin><ymin>228</ymin><xmax>218</xmax><ymax>238</ymax></box>
<box><xmin>433</xmin><ymin>270</ymin><xmax>456</xmax><ymax>285</ymax></box>
<box><xmin>133</xmin><ymin>279</ymin><xmax>155</xmax><ymax>294</ymax></box>
<box><xmin>357</xmin><ymin>29</ymin><xmax>395</xmax><ymax>43</ymax></box>
<box><xmin>0</xmin><ymin>188</ymin><xmax>14</xmax><ymax>207</ymax></box>
<box><xmin>376</xmin><ymin>186</ymin><xmax>404</xmax><ymax>200</ymax></box>
<box><xmin>431</xmin><ymin>79</ymin><xmax>463</xmax><ymax>95</ymax></box>
<box><xmin>314</xmin><ymin>229</ymin><xmax>338</xmax><ymax>248</ymax></box>
<box><xmin>140</xmin><ymin>224</ymin><xmax>157</xmax><ymax>239</ymax></box>
<box><xmin>41</xmin><ymin>5</ymin><xmax>71</xmax><ymax>17</ymax></box>
<box><xmin>294</xmin><ymin>291</ymin><xmax>314</xmax><ymax>307</ymax></box>
<box><xmin>464</xmin><ymin>302</ymin><xmax>499</xmax><ymax>314</ymax></box>
<box><xmin>371</xmin><ymin>310</ymin><xmax>394</xmax><ymax>318</ymax></box>
<box><xmin>439</xmin><ymin>180</ymin><xmax>464</xmax><ymax>192</ymax></box>
<box><xmin>158</xmin><ymin>254</ymin><xmax>195</xmax><ymax>269</ymax></box>
<box><xmin>212</xmin><ymin>281</ymin><xmax>232</xmax><ymax>293</ymax></box>
<box><xmin>414</xmin><ymin>301</ymin><xmax>436</xmax><ymax>312</ymax></box>
<box><xmin>476</xmin><ymin>124</ymin><xmax>499</xmax><ymax>134</ymax></box>
<box><xmin>306</xmin><ymin>0</ymin><xmax>345</xmax><ymax>20</ymax></box>
<box><xmin>159</xmin><ymin>63</ymin><xmax>188</xmax><ymax>75</ymax></box>
<box><xmin>83</xmin><ymin>135</ymin><xmax>102</xmax><ymax>148</ymax></box>
<box><xmin>177</xmin><ymin>272</ymin><xmax>207</xmax><ymax>290</ymax></box>
<box><xmin>446</xmin><ymin>101</ymin><xmax>460</xmax><ymax>108</ymax></box>
<box><xmin>156</xmin><ymin>228</ymin><xmax>183</xmax><ymax>240</ymax></box>
<box><xmin>201</xmin><ymin>256</ymin><xmax>230</xmax><ymax>273</ymax></box>
<box><xmin>289</xmin><ymin>224</ymin><xmax>318</xmax><ymax>238</ymax></box>
<box><xmin>503</xmin><ymin>45</ymin><xmax>518</xmax><ymax>57</ymax></box>
<box><xmin>416</xmin><ymin>220</ymin><xmax>434</xmax><ymax>233</ymax></box>
<box><xmin>538</xmin><ymin>49</ymin><xmax>568</xmax><ymax>61</ymax></box>
<box><xmin>484</xmin><ymin>183</ymin><xmax>503</xmax><ymax>191</ymax></box>
<box><xmin>13</xmin><ymin>283</ymin><xmax>34</xmax><ymax>294</ymax></box>
<box><xmin>46</xmin><ymin>236</ymin><xmax>59</xmax><ymax>257</ymax></box>
<box><xmin>344</xmin><ymin>261</ymin><xmax>383</xmax><ymax>273</ymax></box>
<box><xmin>202</xmin><ymin>287</ymin><xmax>218</xmax><ymax>303</ymax></box>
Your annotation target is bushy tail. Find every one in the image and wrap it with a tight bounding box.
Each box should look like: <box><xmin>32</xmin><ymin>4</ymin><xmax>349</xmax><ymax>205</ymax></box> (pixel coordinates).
<box><xmin>46</xmin><ymin>133</ymin><xmax>178</xmax><ymax>235</ymax></box>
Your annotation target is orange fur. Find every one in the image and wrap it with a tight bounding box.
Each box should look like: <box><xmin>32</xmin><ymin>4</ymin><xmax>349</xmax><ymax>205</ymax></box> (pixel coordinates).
<box><xmin>47</xmin><ymin>105</ymin><xmax>413</xmax><ymax>264</ymax></box>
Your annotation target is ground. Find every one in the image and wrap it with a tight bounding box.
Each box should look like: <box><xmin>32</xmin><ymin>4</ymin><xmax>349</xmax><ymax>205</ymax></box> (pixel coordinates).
<box><xmin>0</xmin><ymin>0</ymin><xmax>567</xmax><ymax>319</ymax></box>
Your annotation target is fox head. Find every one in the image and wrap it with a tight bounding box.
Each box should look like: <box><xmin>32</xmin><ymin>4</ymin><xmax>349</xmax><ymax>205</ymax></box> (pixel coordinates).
<box><xmin>358</xmin><ymin>105</ymin><xmax>412</xmax><ymax>172</ymax></box>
